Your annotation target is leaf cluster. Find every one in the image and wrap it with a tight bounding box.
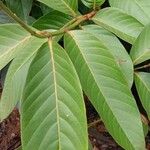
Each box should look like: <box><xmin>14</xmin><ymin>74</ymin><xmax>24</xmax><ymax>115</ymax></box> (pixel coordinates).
<box><xmin>0</xmin><ymin>0</ymin><xmax>150</xmax><ymax>150</ymax></box>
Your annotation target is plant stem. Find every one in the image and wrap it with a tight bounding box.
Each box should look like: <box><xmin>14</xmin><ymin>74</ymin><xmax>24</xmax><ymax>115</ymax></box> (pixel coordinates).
<box><xmin>88</xmin><ymin>119</ymin><xmax>101</xmax><ymax>128</ymax></box>
<box><xmin>141</xmin><ymin>114</ymin><xmax>149</xmax><ymax>125</ymax></box>
<box><xmin>0</xmin><ymin>1</ymin><xmax>97</xmax><ymax>38</ymax></box>
<box><xmin>36</xmin><ymin>10</ymin><xmax>97</xmax><ymax>37</ymax></box>
<box><xmin>0</xmin><ymin>1</ymin><xmax>46</xmax><ymax>38</ymax></box>
<box><xmin>135</xmin><ymin>63</ymin><xmax>150</xmax><ymax>71</ymax></box>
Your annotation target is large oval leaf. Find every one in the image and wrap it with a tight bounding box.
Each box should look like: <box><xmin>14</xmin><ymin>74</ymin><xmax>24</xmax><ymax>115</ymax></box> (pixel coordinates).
<box><xmin>33</xmin><ymin>10</ymin><xmax>73</xmax><ymax>30</ymax></box>
<box><xmin>0</xmin><ymin>37</ymin><xmax>46</xmax><ymax>121</ymax></box>
<box><xmin>0</xmin><ymin>24</ymin><xmax>30</xmax><ymax>70</ymax></box>
<box><xmin>109</xmin><ymin>0</ymin><xmax>150</xmax><ymax>25</ymax></box>
<box><xmin>64</xmin><ymin>30</ymin><xmax>145</xmax><ymax>150</ymax></box>
<box><xmin>21</xmin><ymin>41</ymin><xmax>88</xmax><ymax>150</ymax></box>
<box><xmin>92</xmin><ymin>7</ymin><xmax>144</xmax><ymax>44</ymax></box>
<box><xmin>130</xmin><ymin>25</ymin><xmax>150</xmax><ymax>65</ymax></box>
<box><xmin>37</xmin><ymin>0</ymin><xmax>78</xmax><ymax>16</ymax></box>
<box><xmin>135</xmin><ymin>72</ymin><xmax>150</xmax><ymax>120</ymax></box>
<box><xmin>82</xmin><ymin>25</ymin><xmax>133</xmax><ymax>87</ymax></box>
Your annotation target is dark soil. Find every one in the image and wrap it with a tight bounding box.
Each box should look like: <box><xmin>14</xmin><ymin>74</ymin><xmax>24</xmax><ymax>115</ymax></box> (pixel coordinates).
<box><xmin>0</xmin><ymin>109</ymin><xmax>20</xmax><ymax>150</ymax></box>
<box><xmin>1</xmin><ymin>107</ymin><xmax>150</xmax><ymax>150</ymax></box>
<box><xmin>0</xmin><ymin>94</ymin><xmax>150</xmax><ymax>150</ymax></box>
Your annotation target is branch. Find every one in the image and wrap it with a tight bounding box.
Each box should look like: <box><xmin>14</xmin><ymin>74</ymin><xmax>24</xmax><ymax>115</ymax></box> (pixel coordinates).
<box><xmin>135</xmin><ymin>63</ymin><xmax>150</xmax><ymax>71</ymax></box>
<box><xmin>0</xmin><ymin>1</ymin><xmax>45</xmax><ymax>38</ymax></box>
<box><xmin>0</xmin><ymin>1</ymin><xmax>97</xmax><ymax>38</ymax></box>
<box><xmin>36</xmin><ymin>10</ymin><xmax>97</xmax><ymax>37</ymax></box>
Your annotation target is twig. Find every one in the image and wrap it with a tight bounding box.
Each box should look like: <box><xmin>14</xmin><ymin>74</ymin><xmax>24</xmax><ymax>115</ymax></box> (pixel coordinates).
<box><xmin>0</xmin><ymin>1</ymin><xmax>45</xmax><ymax>38</ymax></box>
<box><xmin>135</xmin><ymin>63</ymin><xmax>150</xmax><ymax>71</ymax></box>
<box><xmin>88</xmin><ymin>119</ymin><xmax>101</xmax><ymax>128</ymax></box>
<box><xmin>0</xmin><ymin>1</ymin><xmax>97</xmax><ymax>38</ymax></box>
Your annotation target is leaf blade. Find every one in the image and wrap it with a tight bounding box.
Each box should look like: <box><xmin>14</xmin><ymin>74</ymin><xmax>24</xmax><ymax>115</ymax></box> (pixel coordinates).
<box><xmin>0</xmin><ymin>37</ymin><xmax>46</xmax><ymax>121</ymax></box>
<box><xmin>21</xmin><ymin>41</ymin><xmax>88</xmax><ymax>150</ymax></box>
<box><xmin>109</xmin><ymin>0</ymin><xmax>150</xmax><ymax>25</ymax></box>
<box><xmin>92</xmin><ymin>7</ymin><xmax>144</xmax><ymax>44</ymax></box>
<box><xmin>0</xmin><ymin>24</ymin><xmax>30</xmax><ymax>70</ymax></box>
<box><xmin>135</xmin><ymin>72</ymin><xmax>150</xmax><ymax>120</ymax></box>
<box><xmin>5</xmin><ymin>0</ymin><xmax>33</xmax><ymax>22</ymax></box>
<box><xmin>32</xmin><ymin>10</ymin><xmax>73</xmax><ymax>30</ymax></box>
<box><xmin>130</xmin><ymin>25</ymin><xmax>150</xmax><ymax>65</ymax></box>
<box><xmin>64</xmin><ymin>30</ymin><xmax>145</xmax><ymax>150</ymax></box>
<box><xmin>37</xmin><ymin>0</ymin><xmax>78</xmax><ymax>16</ymax></box>
<box><xmin>82</xmin><ymin>24</ymin><xmax>133</xmax><ymax>87</ymax></box>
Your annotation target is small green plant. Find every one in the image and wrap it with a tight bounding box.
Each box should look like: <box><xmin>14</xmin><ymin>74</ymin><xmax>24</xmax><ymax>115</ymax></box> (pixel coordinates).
<box><xmin>0</xmin><ymin>0</ymin><xmax>150</xmax><ymax>149</ymax></box>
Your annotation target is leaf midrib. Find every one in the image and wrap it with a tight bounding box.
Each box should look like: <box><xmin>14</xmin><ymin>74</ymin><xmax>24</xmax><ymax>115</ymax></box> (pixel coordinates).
<box><xmin>48</xmin><ymin>39</ymin><xmax>61</xmax><ymax>149</ymax></box>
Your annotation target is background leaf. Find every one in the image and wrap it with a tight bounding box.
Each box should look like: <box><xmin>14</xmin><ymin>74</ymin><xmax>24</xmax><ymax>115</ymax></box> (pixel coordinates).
<box><xmin>64</xmin><ymin>30</ymin><xmax>145</xmax><ymax>150</ymax></box>
<box><xmin>130</xmin><ymin>25</ymin><xmax>150</xmax><ymax>65</ymax></box>
<box><xmin>135</xmin><ymin>72</ymin><xmax>150</xmax><ymax>120</ymax></box>
<box><xmin>40</xmin><ymin>3</ymin><xmax>54</xmax><ymax>15</ymax></box>
<box><xmin>82</xmin><ymin>25</ymin><xmax>133</xmax><ymax>87</ymax></box>
<box><xmin>92</xmin><ymin>7</ymin><xmax>144</xmax><ymax>44</ymax></box>
<box><xmin>21</xmin><ymin>41</ymin><xmax>88</xmax><ymax>150</ymax></box>
<box><xmin>5</xmin><ymin>0</ymin><xmax>33</xmax><ymax>22</ymax></box>
<box><xmin>81</xmin><ymin>0</ymin><xmax>105</xmax><ymax>8</ymax></box>
<box><xmin>37</xmin><ymin>0</ymin><xmax>78</xmax><ymax>16</ymax></box>
<box><xmin>32</xmin><ymin>10</ymin><xmax>72</xmax><ymax>30</ymax></box>
<box><xmin>0</xmin><ymin>24</ymin><xmax>30</xmax><ymax>70</ymax></box>
<box><xmin>109</xmin><ymin>0</ymin><xmax>150</xmax><ymax>25</ymax></box>
<box><xmin>0</xmin><ymin>10</ymin><xmax>14</xmax><ymax>23</ymax></box>
<box><xmin>0</xmin><ymin>37</ymin><xmax>46</xmax><ymax>121</ymax></box>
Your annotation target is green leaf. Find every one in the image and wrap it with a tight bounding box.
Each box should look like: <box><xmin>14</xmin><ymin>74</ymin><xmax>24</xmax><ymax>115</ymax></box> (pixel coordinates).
<box><xmin>0</xmin><ymin>37</ymin><xmax>46</xmax><ymax>121</ymax></box>
<box><xmin>5</xmin><ymin>0</ymin><xmax>33</xmax><ymax>22</ymax></box>
<box><xmin>32</xmin><ymin>10</ymin><xmax>72</xmax><ymax>30</ymax></box>
<box><xmin>81</xmin><ymin>0</ymin><xmax>105</xmax><ymax>8</ymax></box>
<box><xmin>0</xmin><ymin>24</ymin><xmax>31</xmax><ymax>70</ymax></box>
<box><xmin>88</xmin><ymin>140</ymin><xmax>93</xmax><ymax>150</ymax></box>
<box><xmin>109</xmin><ymin>0</ymin><xmax>150</xmax><ymax>25</ymax></box>
<box><xmin>143</xmin><ymin>123</ymin><xmax>148</xmax><ymax>137</ymax></box>
<box><xmin>82</xmin><ymin>25</ymin><xmax>133</xmax><ymax>87</ymax></box>
<box><xmin>21</xmin><ymin>41</ymin><xmax>88</xmax><ymax>150</ymax></box>
<box><xmin>130</xmin><ymin>25</ymin><xmax>150</xmax><ymax>65</ymax></box>
<box><xmin>0</xmin><ymin>10</ymin><xmax>14</xmax><ymax>23</ymax></box>
<box><xmin>40</xmin><ymin>3</ymin><xmax>54</xmax><ymax>15</ymax></box>
<box><xmin>37</xmin><ymin>0</ymin><xmax>78</xmax><ymax>16</ymax></box>
<box><xmin>135</xmin><ymin>72</ymin><xmax>150</xmax><ymax>120</ymax></box>
<box><xmin>92</xmin><ymin>7</ymin><xmax>144</xmax><ymax>44</ymax></box>
<box><xmin>64</xmin><ymin>30</ymin><xmax>145</xmax><ymax>150</ymax></box>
